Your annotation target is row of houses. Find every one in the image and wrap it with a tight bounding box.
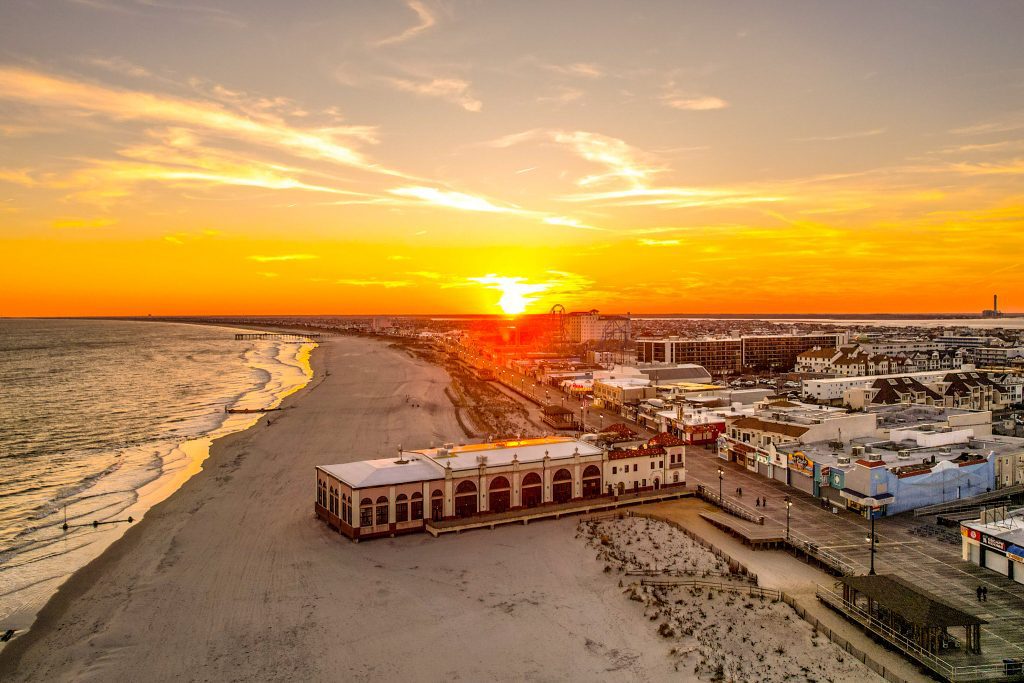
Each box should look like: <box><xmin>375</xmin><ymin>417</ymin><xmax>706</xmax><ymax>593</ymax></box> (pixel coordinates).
<box><xmin>795</xmin><ymin>344</ymin><xmax>967</xmax><ymax>376</ymax></box>
<box><xmin>315</xmin><ymin>435</ymin><xmax>686</xmax><ymax>540</ymax></box>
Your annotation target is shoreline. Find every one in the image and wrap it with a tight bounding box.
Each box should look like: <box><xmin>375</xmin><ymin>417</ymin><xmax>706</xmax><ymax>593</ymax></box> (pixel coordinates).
<box><xmin>0</xmin><ymin>330</ymin><xmax>319</xmax><ymax>658</ymax></box>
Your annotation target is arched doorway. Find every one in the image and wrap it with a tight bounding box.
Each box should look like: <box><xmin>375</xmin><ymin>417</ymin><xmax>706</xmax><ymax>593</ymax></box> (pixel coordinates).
<box><xmin>653</xmin><ymin>477</ymin><xmax>660</xmax><ymax>491</ymax></box>
<box><xmin>552</xmin><ymin>469</ymin><xmax>573</xmax><ymax>504</ymax></box>
<box><xmin>430</xmin><ymin>489</ymin><xmax>443</xmax><ymax>521</ymax></box>
<box><xmin>489</xmin><ymin>476</ymin><xmax>511</xmax><ymax>513</ymax></box>
<box><xmin>617</xmin><ymin>482</ymin><xmax>625</xmax><ymax>495</ymax></box>
<box><xmin>582</xmin><ymin>465</ymin><xmax>602</xmax><ymax>498</ymax></box>
<box><xmin>521</xmin><ymin>472</ymin><xmax>542</xmax><ymax>508</ymax></box>
<box><xmin>454</xmin><ymin>480</ymin><xmax>478</xmax><ymax>518</ymax></box>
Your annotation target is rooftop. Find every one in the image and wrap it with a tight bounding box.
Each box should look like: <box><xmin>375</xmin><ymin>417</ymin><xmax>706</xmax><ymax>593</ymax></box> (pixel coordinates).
<box><xmin>412</xmin><ymin>436</ymin><xmax>602</xmax><ymax>472</ymax></box>
<box><xmin>839</xmin><ymin>575</ymin><xmax>985</xmax><ymax>628</ymax></box>
<box><xmin>318</xmin><ymin>456</ymin><xmax>442</xmax><ymax>489</ymax></box>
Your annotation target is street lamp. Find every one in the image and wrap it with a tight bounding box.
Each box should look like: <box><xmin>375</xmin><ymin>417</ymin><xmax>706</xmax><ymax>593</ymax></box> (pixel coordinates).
<box><xmin>866</xmin><ymin>508</ymin><xmax>878</xmax><ymax>575</ymax></box>
<box><xmin>785</xmin><ymin>496</ymin><xmax>792</xmax><ymax>542</ymax></box>
<box><xmin>717</xmin><ymin>466</ymin><xmax>724</xmax><ymax>503</ymax></box>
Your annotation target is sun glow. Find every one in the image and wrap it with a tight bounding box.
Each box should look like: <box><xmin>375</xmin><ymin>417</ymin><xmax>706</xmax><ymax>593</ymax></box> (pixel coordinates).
<box><xmin>470</xmin><ymin>275</ymin><xmax>549</xmax><ymax>315</ymax></box>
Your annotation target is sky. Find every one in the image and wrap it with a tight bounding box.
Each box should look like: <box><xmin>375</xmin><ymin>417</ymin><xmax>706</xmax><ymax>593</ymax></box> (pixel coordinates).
<box><xmin>1</xmin><ymin>0</ymin><xmax>1023</xmax><ymax>316</ymax></box>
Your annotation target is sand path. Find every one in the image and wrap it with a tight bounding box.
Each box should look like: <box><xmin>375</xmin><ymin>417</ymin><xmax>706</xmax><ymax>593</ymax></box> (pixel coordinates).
<box><xmin>0</xmin><ymin>337</ymin><xmax>675</xmax><ymax>682</ymax></box>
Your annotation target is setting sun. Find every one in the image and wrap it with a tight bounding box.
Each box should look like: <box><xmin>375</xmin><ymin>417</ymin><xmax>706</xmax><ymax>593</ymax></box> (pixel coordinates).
<box><xmin>470</xmin><ymin>275</ymin><xmax>549</xmax><ymax>315</ymax></box>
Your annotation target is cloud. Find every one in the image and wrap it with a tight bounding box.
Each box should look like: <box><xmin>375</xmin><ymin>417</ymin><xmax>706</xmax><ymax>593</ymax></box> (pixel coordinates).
<box><xmin>247</xmin><ymin>254</ymin><xmax>318</xmax><ymax>262</ymax></box>
<box><xmin>385</xmin><ymin>77</ymin><xmax>481</xmax><ymax>112</ymax></box>
<box><xmin>663</xmin><ymin>95</ymin><xmax>729</xmax><ymax>111</ymax></box>
<box><xmin>794</xmin><ymin>128</ymin><xmax>886</xmax><ymax>142</ymax></box>
<box><xmin>389</xmin><ymin>186</ymin><xmax>517</xmax><ymax>213</ymax></box>
<box><xmin>543</xmin><ymin>216</ymin><xmax>604</xmax><ymax>231</ymax></box>
<box><xmin>336</xmin><ymin>278</ymin><xmax>411</xmax><ymax>288</ymax></box>
<box><xmin>387</xmin><ymin>254</ymin><xmax>411</xmax><ymax>261</ymax></box>
<box><xmin>537</xmin><ymin>87</ymin><xmax>585</xmax><ymax>106</ymax></box>
<box><xmin>84</xmin><ymin>56</ymin><xmax>151</xmax><ymax>78</ymax></box>
<box><xmin>375</xmin><ymin>0</ymin><xmax>437</xmax><ymax>46</ymax></box>
<box><xmin>545</xmin><ymin>62</ymin><xmax>604</xmax><ymax>79</ymax></box>
<box><xmin>409</xmin><ymin>270</ymin><xmax>441</xmax><ymax>279</ymax></box>
<box><xmin>639</xmin><ymin>238</ymin><xmax>681</xmax><ymax>246</ymax></box>
<box><xmin>0</xmin><ymin>67</ymin><xmax>393</xmax><ymax>175</ymax></box>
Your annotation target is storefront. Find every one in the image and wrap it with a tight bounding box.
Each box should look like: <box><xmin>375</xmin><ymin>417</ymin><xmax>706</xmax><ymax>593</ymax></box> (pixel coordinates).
<box><xmin>788</xmin><ymin>452</ymin><xmax>815</xmax><ymax>495</ymax></box>
<box><xmin>961</xmin><ymin>522</ymin><xmax>1024</xmax><ymax>584</ymax></box>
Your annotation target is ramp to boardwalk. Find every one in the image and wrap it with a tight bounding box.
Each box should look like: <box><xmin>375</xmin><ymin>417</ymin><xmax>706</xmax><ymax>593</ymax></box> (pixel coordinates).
<box><xmin>914</xmin><ymin>483</ymin><xmax>1024</xmax><ymax>517</ymax></box>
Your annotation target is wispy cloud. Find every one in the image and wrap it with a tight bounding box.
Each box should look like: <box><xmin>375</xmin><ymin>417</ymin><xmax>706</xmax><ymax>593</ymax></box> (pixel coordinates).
<box><xmin>639</xmin><ymin>238</ymin><xmax>681</xmax><ymax>246</ymax></box>
<box><xmin>663</xmin><ymin>95</ymin><xmax>728</xmax><ymax>111</ymax></box>
<box><xmin>83</xmin><ymin>56</ymin><xmax>152</xmax><ymax>78</ymax></box>
<box><xmin>247</xmin><ymin>254</ymin><xmax>318</xmax><ymax>262</ymax></box>
<box><xmin>389</xmin><ymin>186</ymin><xmax>516</xmax><ymax>212</ymax></box>
<box><xmin>545</xmin><ymin>62</ymin><xmax>604</xmax><ymax>79</ymax></box>
<box><xmin>0</xmin><ymin>67</ymin><xmax>393</xmax><ymax>175</ymax></box>
<box><xmin>543</xmin><ymin>216</ymin><xmax>604</xmax><ymax>231</ymax></box>
<box><xmin>385</xmin><ymin>76</ymin><xmax>481</xmax><ymax>112</ymax></box>
<box><xmin>409</xmin><ymin>270</ymin><xmax>441</xmax><ymax>279</ymax></box>
<box><xmin>375</xmin><ymin>0</ymin><xmax>437</xmax><ymax>46</ymax></box>
<box><xmin>794</xmin><ymin>128</ymin><xmax>885</xmax><ymax>142</ymax></box>
<box><xmin>336</xmin><ymin>278</ymin><xmax>411</xmax><ymax>288</ymax></box>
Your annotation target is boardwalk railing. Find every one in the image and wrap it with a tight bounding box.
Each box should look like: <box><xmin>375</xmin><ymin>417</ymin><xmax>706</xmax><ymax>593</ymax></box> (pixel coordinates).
<box><xmin>787</xmin><ymin>530</ymin><xmax>862</xmax><ymax>577</ymax></box>
<box><xmin>816</xmin><ymin>585</ymin><xmax>1010</xmax><ymax>682</ymax></box>
<box><xmin>913</xmin><ymin>483</ymin><xmax>1024</xmax><ymax>517</ymax></box>
<box><xmin>695</xmin><ymin>484</ymin><xmax>765</xmax><ymax>524</ymax></box>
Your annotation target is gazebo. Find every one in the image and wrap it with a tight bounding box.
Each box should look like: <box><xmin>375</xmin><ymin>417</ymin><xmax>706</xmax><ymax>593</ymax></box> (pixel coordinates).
<box><xmin>540</xmin><ymin>404</ymin><xmax>575</xmax><ymax>430</ymax></box>
<box><xmin>838</xmin><ymin>575</ymin><xmax>985</xmax><ymax>655</ymax></box>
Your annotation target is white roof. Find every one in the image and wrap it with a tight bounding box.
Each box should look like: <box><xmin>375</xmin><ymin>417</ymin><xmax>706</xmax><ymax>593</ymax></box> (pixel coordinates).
<box><xmin>412</xmin><ymin>437</ymin><xmax>602</xmax><ymax>472</ymax></box>
<box><xmin>318</xmin><ymin>457</ymin><xmax>443</xmax><ymax>488</ymax></box>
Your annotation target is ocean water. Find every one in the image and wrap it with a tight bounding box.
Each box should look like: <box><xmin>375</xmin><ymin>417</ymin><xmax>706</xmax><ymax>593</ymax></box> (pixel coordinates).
<box><xmin>0</xmin><ymin>319</ymin><xmax>315</xmax><ymax>631</ymax></box>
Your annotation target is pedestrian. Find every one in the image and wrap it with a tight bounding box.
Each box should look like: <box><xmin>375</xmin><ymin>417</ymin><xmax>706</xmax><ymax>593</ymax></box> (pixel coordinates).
<box><xmin>755</xmin><ymin>497</ymin><xmax>760</xmax><ymax>507</ymax></box>
<box><xmin>982</xmin><ymin>586</ymin><xmax>988</xmax><ymax>602</ymax></box>
<box><xmin>738</xmin><ymin>487</ymin><xmax>743</xmax><ymax>497</ymax></box>
<box><xmin>763</xmin><ymin>498</ymin><xmax>768</xmax><ymax>509</ymax></box>
<box><xmin>976</xmin><ymin>586</ymin><xmax>983</xmax><ymax>602</ymax></box>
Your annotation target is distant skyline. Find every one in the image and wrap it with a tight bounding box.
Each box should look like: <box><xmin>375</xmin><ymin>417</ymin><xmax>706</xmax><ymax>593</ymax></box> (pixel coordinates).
<box><xmin>2</xmin><ymin>0</ymin><xmax>1023</xmax><ymax>316</ymax></box>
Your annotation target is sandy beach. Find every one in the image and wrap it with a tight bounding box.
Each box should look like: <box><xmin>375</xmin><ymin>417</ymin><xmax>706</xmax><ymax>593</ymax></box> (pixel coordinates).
<box><xmin>0</xmin><ymin>337</ymin><xmax>685</xmax><ymax>681</ymax></box>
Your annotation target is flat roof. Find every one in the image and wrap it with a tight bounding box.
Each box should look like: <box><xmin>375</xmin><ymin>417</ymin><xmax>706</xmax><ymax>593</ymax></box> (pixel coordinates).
<box><xmin>962</xmin><ymin>509</ymin><xmax>1024</xmax><ymax>547</ymax></box>
<box><xmin>411</xmin><ymin>437</ymin><xmax>602</xmax><ymax>472</ymax></box>
<box><xmin>839</xmin><ymin>575</ymin><xmax>985</xmax><ymax>628</ymax></box>
<box><xmin>318</xmin><ymin>457</ymin><xmax>442</xmax><ymax>489</ymax></box>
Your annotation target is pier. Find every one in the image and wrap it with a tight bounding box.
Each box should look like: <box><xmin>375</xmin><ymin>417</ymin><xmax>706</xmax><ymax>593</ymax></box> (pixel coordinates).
<box><xmin>234</xmin><ymin>332</ymin><xmax>321</xmax><ymax>341</ymax></box>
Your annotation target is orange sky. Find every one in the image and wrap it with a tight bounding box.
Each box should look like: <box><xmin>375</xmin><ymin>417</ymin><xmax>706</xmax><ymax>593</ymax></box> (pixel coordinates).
<box><xmin>1</xmin><ymin>2</ymin><xmax>1023</xmax><ymax>316</ymax></box>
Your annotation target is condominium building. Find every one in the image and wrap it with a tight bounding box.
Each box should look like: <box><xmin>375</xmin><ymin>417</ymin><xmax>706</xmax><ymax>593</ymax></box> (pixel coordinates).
<box><xmin>636</xmin><ymin>332</ymin><xmax>845</xmax><ymax>375</ymax></box>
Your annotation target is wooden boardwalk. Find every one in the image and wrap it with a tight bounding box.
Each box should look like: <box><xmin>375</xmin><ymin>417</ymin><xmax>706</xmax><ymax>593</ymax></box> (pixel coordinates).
<box><xmin>699</xmin><ymin>511</ymin><xmax>788</xmax><ymax>548</ymax></box>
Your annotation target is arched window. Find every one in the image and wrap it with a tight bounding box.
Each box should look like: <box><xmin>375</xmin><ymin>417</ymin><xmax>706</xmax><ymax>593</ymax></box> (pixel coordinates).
<box><xmin>375</xmin><ymin>495</ymin><xmax>389</xmax><ymax>526</ymax></box>
<box><xmin>489</xmin><ymin>476</ymin><xmax>511</xmax><ymax>513</ymax></box>
<box><xmin>454</xmin><ymin>480</ymin><xmax>478</xmax><ymax>518</ymax></box>
<box><xmin>395</xmin><ymin>493</ymin><xmax>409</xmax><ymax>522</ymax></box>
<box><xmin>552</xmin><ymin>469</ymin><xmax>573</xmax><ymax>504</ymax></box>
<box><xmin>411</xmin><ymin>491</ymin><xmax>424</xmax><ymax>521</ymax></box>
<box><xmin>521</xmin><ymin>472</ymin><xmax>543</xmax><ymax>508</ymax></box>
<box><xmin>360</xmin><ymin>497</ymin><xmax>373</xmax><ymax>527</ymax></box>
<box><xmin>342</xmin><ymin>494</ymin><xmax>350</xmax><ymax>525</ymax></box>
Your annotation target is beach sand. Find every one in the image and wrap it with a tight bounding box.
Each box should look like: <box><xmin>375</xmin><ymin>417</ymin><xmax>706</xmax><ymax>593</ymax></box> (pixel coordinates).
<box><xmin>0</xmin><ymin>337</ymin><xmax>677</xmax><ymax>682</ymax></box>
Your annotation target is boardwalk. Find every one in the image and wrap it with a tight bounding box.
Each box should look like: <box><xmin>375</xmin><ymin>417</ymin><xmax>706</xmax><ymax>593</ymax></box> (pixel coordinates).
<box><xmin>684</xmin><ymin>446</ymin><xmax>1024</xmax><ymax>680</ymax></box>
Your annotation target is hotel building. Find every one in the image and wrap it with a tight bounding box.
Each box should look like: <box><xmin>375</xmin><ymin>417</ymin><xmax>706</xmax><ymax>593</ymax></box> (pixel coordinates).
<box><xmin>636</xmin><ymin>333</ymin><xmax>846</xmax><ymax>375</ymax></box>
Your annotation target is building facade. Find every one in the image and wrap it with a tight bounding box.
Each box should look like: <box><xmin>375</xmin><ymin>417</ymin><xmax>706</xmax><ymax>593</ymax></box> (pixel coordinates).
<box><xmin>315</xmin><ymin>436</ymin><xmax>685</xmax><ymax>540</ymax></box>
<box><xmin>637</xmin><ymin>333</ymin><xmax>845</xmax><ymax>375</ymax></box>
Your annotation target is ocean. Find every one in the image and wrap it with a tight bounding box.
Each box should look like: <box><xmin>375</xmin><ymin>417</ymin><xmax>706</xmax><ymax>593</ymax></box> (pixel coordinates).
<box><xmin>0</xmin><ymin>319</ymin><xmax>314</xmax><ymax>631</ymax></box>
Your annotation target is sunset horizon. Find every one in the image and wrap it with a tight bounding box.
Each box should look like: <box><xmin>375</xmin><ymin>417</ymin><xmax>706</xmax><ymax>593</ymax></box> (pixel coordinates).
<box><xmin>3</xmin><ymin>1</ymin><xmax>1024</xmax><ymax>317</ymax></box>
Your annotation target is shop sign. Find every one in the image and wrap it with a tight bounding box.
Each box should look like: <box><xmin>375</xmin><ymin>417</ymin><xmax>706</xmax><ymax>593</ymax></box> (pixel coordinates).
<box><xmin>1007</xmin><ymin>545</ymin><xmax>1024</xmax><ymax>563</ymax></box>
<box><xmin>981</xmin><ymin>533</ymin><xmax>1008</xmax><ymax>552</ymax></box>
<box><xmin>788</xmin><ymin>451</ymin><xmax>814</xmax><ymax>476</ymax></box>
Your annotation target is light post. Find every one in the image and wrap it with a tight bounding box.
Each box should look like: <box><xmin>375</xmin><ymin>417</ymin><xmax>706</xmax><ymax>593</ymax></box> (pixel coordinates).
<box><xmin>785</xmin><ymin>496</ymin><xmax>792</xmax><ymax>542</ymax></box>
<box><xmin>717</xmin><ymin>466</ymin><xmax>724</xmax><ymax>503</ymax></box>
<box><xmin>867</xmin><ymin>508</ymin><xmax>878</xmax><ymax>575</ymax></box>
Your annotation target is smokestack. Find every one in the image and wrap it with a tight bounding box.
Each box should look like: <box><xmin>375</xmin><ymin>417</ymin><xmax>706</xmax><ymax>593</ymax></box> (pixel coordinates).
<box><xmin>994</xmin><ymin>294</ymin><xmax>998</xmax><ymax>314</ymax></box>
